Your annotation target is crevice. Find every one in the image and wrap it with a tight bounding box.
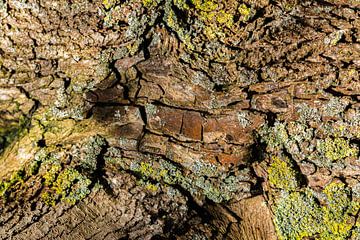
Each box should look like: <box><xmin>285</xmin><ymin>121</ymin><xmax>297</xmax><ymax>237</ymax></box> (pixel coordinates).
<box><xmin>89</xmin><ymin>142</ymin><xmax>116</xmax><ymax>197</ymax></box>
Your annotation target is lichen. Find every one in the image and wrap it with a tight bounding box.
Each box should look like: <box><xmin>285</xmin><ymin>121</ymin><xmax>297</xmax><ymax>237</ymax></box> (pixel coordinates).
<box><xmin>102</xmin><ymin>0</ymin><xmax>118</xmax><ymax>10</ymax></box>
<box><xmin>273</xmin><ymin>182</ymin><xmax>360</xmax><ymax>240</ymax></box>
<box><xmin>190</xmin><ymin>160</ymin><xmax>217</xmax><ymax>177</ymax></box>
<box><xmin>142</xmin><ymin>0</ymin><xmax>158</xmax><ymax>8</ymax></box>
<box><xmin>76</xmin><ymin>135</ymin><xmax>106</xmax><ymax>174</ymax></box>
<box><xmin>163</xmin><ymin>0</ymin><xmax>238</xmax><ymax>50</ymax></box>
<box><xmin>260</xmin><ymin>121</ymin><xmax>289</xmax><ymax>151</ymax></box>
<box><xmin>295</xmin><ymin>102</ymin><xmax>321</xmax><ymax>122</ymax></box>
<box><xmin>43</xmin><ymin>163</ymin><xmax>62</xmax><ymax>186</ymax></box>
<box><xmin>219</xmin><ymin>12</ymin><xmax>234</xmax><ymax>27</ymax></box>
<box><xmin>237</xmin><ymin>112</ymin><xmax>251</xmax><ymax>128</ymax></box>
<box><xmin>320</xmin><ymin>182</ymin><xmax>359</xmax><ymax>240</ymax></box>
<box><xmin>324</xmin><ymin>30</ymin><xmax>345</xmax><ymax>46</ymax></box>
<box><xmin>53</xmin><ymin>168</ymin><xmax>92</xmax><ymax>205</ymax></box>
<box><xmin>164</xmin><ymin>3</ymin><xmax>195</xmax><ymax>50</ymax></box>
<box><xmin>274</xmin><ymin>190</ymin><xmax>323</xmax><ymax>240</ymax></box>
<box><xmin>0</xmin><ymin>135</ymin><xmax>105</xmax><ymax>206</ymax></box>
<box><xmin>137</xmin><ymin>179</ymin><xmax>160</xmax><ymax>192</ymax></box>
<box><xmin>0</xmin><ymin>169</ymin><xmax>25</xmax><ymax>200</ymax></box>
<box><xmin>40</xmin><ymin>161</ymin><xmax>92</xmax><ymax>206</ymax></box>
<box><xmin>128</xmin><ymin>158</ymin><xmax>251</xmax><ymax>203</ymax></box>
<box><xmin>238</xmin><ymin>3</ymin><xmax>252</xmax><ymax>22</ymax></box>
<box><xmin>268</xmin><ymin>156</ymin><xmax>299</xmax><ymax>191</ymax></box>
<box><xmin>41</xmin><ymin>191</ymin><xmax>56</xmax><ymax>206</ymax></box>
<box><xmin>317</xmin><ymin>137</ymin><xmax>358</xmax><ymax>162</ymax></box>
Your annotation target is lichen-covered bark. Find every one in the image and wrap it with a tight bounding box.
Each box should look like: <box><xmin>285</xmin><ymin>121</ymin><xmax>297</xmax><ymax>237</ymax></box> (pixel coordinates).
<box><xmin>0</xmin><ymin>0</ymin><xmax>359</xmax><ymax>239</ymax></box>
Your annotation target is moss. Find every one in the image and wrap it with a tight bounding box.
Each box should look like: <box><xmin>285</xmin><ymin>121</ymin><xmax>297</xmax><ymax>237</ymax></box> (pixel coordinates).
<box><xmin>318</xmin><ymin>137</ymin><xmax>358</xmax><ymax>162</ymax></box>
<box><xmin>268</xmin><ymin>156</ymin><xmax>299</xmax><ymax>191</ymax></box>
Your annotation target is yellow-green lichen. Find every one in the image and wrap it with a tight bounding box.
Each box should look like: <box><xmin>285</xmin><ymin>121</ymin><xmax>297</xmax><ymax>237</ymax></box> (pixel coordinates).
<box><xmin>129</xmin><ymin>159</ymin><xmax>250</xmax><ymax>203</ymax></box>
<box><xmin>102</xmin><ymin>0</ymin><xmax>118</xmax><ymax>10</ymax></box>
<box><xmin>140</xmin><ymin>181</ymin><xmax>159</xmax><ymax>192</ymax></box>
<box><xmin>164</xmin><ymin>5</ymin><xmax>195</xmax><ymax>50</ymax></box>
<box><xmin>7</xmin><ymin>136</ymin><xmax>104</xmax><ymax>206</ymax></box>
<box><xmin>137</xmin><ymin>162</ymin><xmax>156</xmax><ymax>179</ymax></box>
<box><xmin>268</xmin><ymin>156</ymin><xmax>299</xmax><ymax>191</ymax></box>
<box><xmin>142</xmin><ymin>0</ymin><xmax>158</xmax><ymax>8</ymax></box>
<box><xmin>41</xmin><ymin>167</ymin><xmax>91</xmax><ymax>206</ymax></box>
<box><xmin>41</xmin><ymin>191</ymin><xmax>56</xmax><ymax>206</ymax></box>
<box><xmin>0</xmin><ymin>169</ymin><xmax>25</xmax><ymax>199</ymax></box>
<box><xmin>47</xmin><ymin>168</ymin><xmax>92</xmax><ymax>205</ymax></box>
<box><xmin>43</xmin><ymin>163</ymin><xmax>61</xmax><ymax>186</ymax></box>
<box><xmin>204</xmin><ymin>26</ymin><xmax>217</xmax><ymax>39</ymax></box>
<box><xmin>191</xmin><ymin>0</ymin><xmax>234</xmax><ymax>27</ymax></box>
<box><xmin>191</xmin><ymin>0</ymin><xmax>218</xmax><ymax>12</ymax></box>
<box><xmin>216</xmin><ymin>10</ymin><xmax>234</xmax><ymax>28</ymax></box>
<box><xmin>39</xmin><ymin>157</ymin><xmax>92</xmax><ymax>206</ymax></box>
<box><xmin>145</xmin><ymin>183</ymin><xmax>159</xmax><ymax>192</ymax></box>
<box><xmin>238</xmin><ymin>3</ymin><xmax>251</xmax><ymax>22</ymax></box>
<box><xmin>320</xmin><ymin>182</ymin><xmax>359</xmax><ymax>240</ymax></box>
<box><xmin>274</xmin><ymin>182</ymin><xmax>360</xmax><ymax>240</ymax></box>
<box><xmin>164</xmin><ymin>0</ymin><xmax>236</xmax><ymax>49</ymax></box>
<box><xmin>274</xmin><ymin>190</ymin><xmax>323</xmax><ymax>240</ymax></box>
<box><xmin>260</xmin><ymin>122</ymin><xmax>289</xmax><ymax>151</ymax></box>
<box><xmin>318</xmin><ymin>137</ymin><xmax>358</xmax><ymax>162</ymax></box>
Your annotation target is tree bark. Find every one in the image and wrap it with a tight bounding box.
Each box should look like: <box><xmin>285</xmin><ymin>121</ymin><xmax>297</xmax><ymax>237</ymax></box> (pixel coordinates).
<box><xmin>0</xmin><ymin>0</ymin><xmax>359</xmax><ymax>239</ymax></box>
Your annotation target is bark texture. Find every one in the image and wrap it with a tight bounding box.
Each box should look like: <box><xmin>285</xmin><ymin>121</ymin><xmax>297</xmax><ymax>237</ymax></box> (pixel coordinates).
<box><xmin>0</xmin><ymin>0</ymin><xmax>359</xmax><ymax>239</ymax></box>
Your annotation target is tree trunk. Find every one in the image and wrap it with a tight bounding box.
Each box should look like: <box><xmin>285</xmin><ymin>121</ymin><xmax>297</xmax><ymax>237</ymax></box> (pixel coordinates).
<box><xmin>0</xmin><ymin>0</ymin><xmax>359</xmax><ymax>239</ymax></box>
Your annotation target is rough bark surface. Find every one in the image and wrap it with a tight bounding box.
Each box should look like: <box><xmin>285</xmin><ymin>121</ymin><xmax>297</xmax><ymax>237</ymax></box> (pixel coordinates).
<box><xmin>0</xmin><ymin>0</ymin><xmax>359</xmax><ymax>239</ymax></box>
